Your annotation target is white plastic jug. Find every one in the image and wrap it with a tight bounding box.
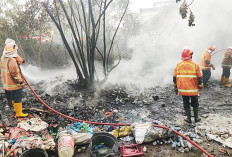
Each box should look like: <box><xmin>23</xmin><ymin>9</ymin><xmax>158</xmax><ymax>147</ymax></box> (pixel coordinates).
<box><xmin>58</xmin><ymin>134</ymin><xmax>74</xmax><ymax>157</ymax></box>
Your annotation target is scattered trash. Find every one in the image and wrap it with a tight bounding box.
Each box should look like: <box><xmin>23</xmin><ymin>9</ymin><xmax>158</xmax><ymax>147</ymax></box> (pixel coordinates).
<box><xmin>9</xmin><ymin>127</ymin><xmax>28</xmax><ymax>140</ymax></box>
<box><xmin>120</xmin><ymin>144</ymin><xmax>143</xmax><ymax>157</ymax></box>
<box><xmin>57</xmin><ymin>132</ymin><xmax>74</xmax><ymax>157</ymax></box>
<box><xmin>193</xmin><ymin>138</ymin><xmax>203</xmax><ymax>144</ymax></box>
<box><xmin>0</xmin><ymin>78</ymin><xmax>230</xmax><ymax>157</ymax></box>
<box><xmin>120</xmin><ymin>136</ymin><xmax>134</xmax><ymax>142</ymax></box>
<box><xmin>218</xmin><ymin>147</ymin><xmax>231</xmax><ymax>156</ymax></box>
<box><xmin>172</xmin><ymin>141</ymin><xmax>177</xmax><ymax>149</ymax></box>
<box><xmin>178</xmin><ymin>147</ymin><xmax>184</xmax><ymax>153</ymax></box>
<box><xmin>19</xmin><ymin>148</ymin><xmax>48</xmax><ymax>157</ymax></box>
<box><xmin>195</xmin><ymin>114</ymin><xmax>232</xmax><ymax>148</ymax></box>
<box><xmin>58</xmin><ymin>126</ymin><xmax>93</xmax><ymax>145</ymax></box>
<box><xmin>66</xmin><ymin>122</ymin><xmax>94</xmax><ymax>134</ymax></box>
<box><xmin>113</xmin><ymin>126</ymin><xmax>132</xmax><ymax>138</ymax></box>
<box><xmin>94</xmin><ymin>143</ymin><xmax>105</xmax><ymax>150</ymax></box>
<box><xmin>142</xmin><ymin>146</ymin><xmax>147</xmax><ymax>152</ymax></box>
<box><xmin>152</xmin><ymin>96</ymin><xmax>159</xmax><ymax>101</ymax></box>
<box><xmin>131</xmin><ymin>123</ymin><xmax>161</xmax><ymax>144</ymax></box>
<box><xmin>152</xmin><ymin>141</ymin><xmax>157</xmax><ymax>146</ymax></box>
<box><xmin>17</xmin><ymin>117</ymin><xmax>48</xmax><ymax>132</ymax></box>
<box><xmin>88</xmin><ymin>132</ymin><xmax>119</xmax><ymax>157</ymax></box>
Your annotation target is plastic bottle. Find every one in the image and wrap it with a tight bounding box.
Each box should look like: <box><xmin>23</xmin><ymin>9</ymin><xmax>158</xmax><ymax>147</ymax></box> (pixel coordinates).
<box><xmin>143</xmin><ymin>146</ymin><xmax>147</xmax><ymax>152</ymax></box>
<box><xmin>58</xmin><ymin>132</ymin><xmax>74</xmax><ymax>157</ymax></box>
<box><xmin>179</xmin><ymin>136</ymin><xmax>185</xmax><ymax>147</ymax></box>
<box><xmin>172</xmin><ymin>141</ymin><xmax>177</xmax><ymax>149</ymax></box>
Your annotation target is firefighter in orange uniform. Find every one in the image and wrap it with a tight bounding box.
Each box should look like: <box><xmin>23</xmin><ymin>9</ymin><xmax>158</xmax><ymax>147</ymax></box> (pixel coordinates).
<box><xmin>0</xmin><ymin>39</ymin><xmax>28</xmax><ymax>117</ymax></box>
<box><xmin>173</xmin><ymin>46</ymin><xmax>203</xmax><ymax>123</ymax></box>
<box><xmin>200</xmin><ymin>46</ymin><xmax>215</xmax><ymax>87</ymax></box>
<box><xmin>221</xmin><ymin>46</ymin><xmax>232</xmax><ymax>87</ymax></box>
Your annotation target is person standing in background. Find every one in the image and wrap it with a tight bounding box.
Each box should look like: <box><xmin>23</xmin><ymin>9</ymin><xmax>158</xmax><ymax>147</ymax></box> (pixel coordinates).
<box><xmin>173</xmin><ymin>46</ymin><xmax>203</xmax><ymax>123</ymax></box>
<box><xmin>221</xmin><ymin>46</ymin><xmax>232</xmax><ymax>87</ymax></box>
<box><xmin>199</xmin><ymin>46</ymin><xmax>216</xmax><ymax>87</ymax></box>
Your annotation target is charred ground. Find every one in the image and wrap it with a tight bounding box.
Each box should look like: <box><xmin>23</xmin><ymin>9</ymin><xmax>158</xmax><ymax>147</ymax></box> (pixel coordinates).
<box><xmin>1</xmin><ymin>78</ymin><xmax>232</xmax><ymax>157</ymax></box>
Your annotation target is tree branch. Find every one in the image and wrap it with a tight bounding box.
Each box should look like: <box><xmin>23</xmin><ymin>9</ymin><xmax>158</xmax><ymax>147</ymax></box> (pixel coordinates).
<box><xmin>106</xmin><ymin>0</ymin><xmax>129</xmax><ymax>72</ymax></box>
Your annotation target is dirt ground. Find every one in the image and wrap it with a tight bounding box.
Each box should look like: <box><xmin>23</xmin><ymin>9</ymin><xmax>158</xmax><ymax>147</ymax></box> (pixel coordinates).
<box><xmin>1</xmin><ymin>78</ymin><xmax>232</xmax><ymax>157</ymax></box>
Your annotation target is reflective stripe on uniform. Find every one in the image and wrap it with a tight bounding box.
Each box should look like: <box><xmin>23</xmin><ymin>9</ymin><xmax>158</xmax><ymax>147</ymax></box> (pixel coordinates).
<box><xmin>222</xmin><ymin>64</ymin><xmax>231</xmax><ymax>67</ymax></box>
<box><xmin>200</xmin><ymin>56</ymin><xmax>205</xmax><ymax>61</ymax></box>
<box><xmin>200</xmin><ymin>66</ymin><xmax>210</xmax><ymax>69</ymax></box>
<box><xmin>176</xmin><ymin>75</ymin><xmax>197</xmax><ymax>78</ymax></box>
<box><xmin>3</xmin><ymin>84</ymin><xmax>21</xmax><ymax>88</ymax></box>
<box><xmin>177</xmin><ymin>62</ymin><xmax>196</xmax><ymax>71</ymax></box>
<box><xmin>14</xmin><ymin>76</ymin><xmax>21</xmax><ymax>79</ymax></box>
<box><xmin>1</xmin><ymin>69</ymin><xmax>10</xmax><ymax>73</ymax></box>
<box><xmin>177</xmin><ymin>70</ymin><xmax>196</xmax><ymax>73</ymax></box>
<box><xmin>178</xmin><ymin>89</ymin><xmax>198</xmax><ymax>92</ymax></box>
<box><xmin>6</xmin><ymin>47</ymin><xmax>14</xmax><ymax>51</ymax></box>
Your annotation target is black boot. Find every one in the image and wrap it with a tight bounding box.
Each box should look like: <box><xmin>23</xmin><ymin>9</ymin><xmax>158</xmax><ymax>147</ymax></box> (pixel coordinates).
<box><xmin>193</xmin><ymin>107</ymin><xmax>201</xmax><ymax>123</ymax></box>
<box><xmin>184</xmin><ymin>108</ymin><xmax>192</xmax><ymax>123</ymax></box>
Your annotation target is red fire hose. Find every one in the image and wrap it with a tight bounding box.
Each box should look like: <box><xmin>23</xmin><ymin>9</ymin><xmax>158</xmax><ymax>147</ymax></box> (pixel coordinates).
<box><xmin>211</xmin><ymin>48</ymin><xmax>227</xmax><ymax>56</ymax></box>
<box><xmin>22</xmin><ymin>74</ymin><xmax>213</xmax><ymax>157</ymax></box>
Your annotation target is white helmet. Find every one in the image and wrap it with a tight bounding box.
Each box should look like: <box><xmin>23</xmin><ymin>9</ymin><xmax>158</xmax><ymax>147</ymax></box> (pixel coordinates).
<box><xmin>5</xmin><ymin>38</ymin><xmax>16</xmax><ymax>45</ymax></box>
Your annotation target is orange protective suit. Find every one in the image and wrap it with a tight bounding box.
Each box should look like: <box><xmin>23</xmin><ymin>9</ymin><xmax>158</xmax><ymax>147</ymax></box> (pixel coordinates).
<box><xmin>200</xmin><ymin>50</ymin><xmax>213</xmax><ymax>70</ymax></box>
<box><xmin>174</xmin><ymin>58</ymin><xmax>202</xmax><ymax>96</ymax></box>
<box><xmin>0</xmin><ymin>56</ymin><xmax>24</xmax><ymax>91</ymax></box>
<box><xmin>222</xmin><ymin>48</ymin><xmax>232</xmax><ymax>69</ymax></box>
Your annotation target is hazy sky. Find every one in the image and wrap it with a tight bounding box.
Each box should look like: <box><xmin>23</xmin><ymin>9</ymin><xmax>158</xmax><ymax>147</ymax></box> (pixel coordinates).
<box><xmin>129</xmin><ymin>0</ymin><xmax>171</xmax><ymax>12</ymax></box>
<box><xmin>129</xmin><ymin>0</ymin><xmax>157</xmax><ymax>12</ymax></box>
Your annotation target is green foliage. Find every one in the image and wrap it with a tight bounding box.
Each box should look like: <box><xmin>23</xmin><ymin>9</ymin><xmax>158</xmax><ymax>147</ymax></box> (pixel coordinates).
<box><xmin>40</xmin><ymin>43</ymin><xmax>68</xmax><ymax>68</ymax></box>
<box><xmin>0</xmin><ymin>0</ymin><xmax>68</xmax><ymax>69</ymax></box>
<box><xmin>18</xmin><ymin>39</ymin><xmax>69</xmax><ymax>69</ymax></box>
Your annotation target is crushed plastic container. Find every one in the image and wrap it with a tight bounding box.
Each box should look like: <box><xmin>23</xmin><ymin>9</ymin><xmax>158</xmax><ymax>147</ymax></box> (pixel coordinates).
<box><xmin>120</xmin><ymin>144</ymin><xmax>143</xmax><ymax>157</ymax></box>
<box><xmin>58</xmin><ymin>133</ymin><xmax>74</xmax><ymax>157</ymax></box>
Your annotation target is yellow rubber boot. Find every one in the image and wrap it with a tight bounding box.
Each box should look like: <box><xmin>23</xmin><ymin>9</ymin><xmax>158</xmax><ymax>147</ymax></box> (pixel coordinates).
<box><xmin>224</xmin><ymin>78</ymin><xmax>231</xmax><ymax>87</ymax></box>
<box><xmin>13</xmin><ymin>102</ymin><xmax>28</xmax><ymax>117</ymax></box>
<box><xmin>221</xmin><ymin>76</ymin><xmax>225</xmax><ymax>85</ymax></box>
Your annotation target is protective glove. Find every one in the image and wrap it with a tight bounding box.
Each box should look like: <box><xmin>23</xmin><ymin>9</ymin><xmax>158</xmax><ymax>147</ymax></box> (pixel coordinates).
<box><xmin>173</xmin><ymin>84</ymin><xmax>178</xmax><ymax>95</ymax></box>
<box><xmin>173</xmin><ymin>84</ymin><xmax>177</xmax><ymax>89</ymax></box>
<box><xmin>212</xmin><ymin>65</ymin><xmax>215</xmax><ymax>70</ymax></box>
<box><xmin>198</xmin><ymin>83</ymin><xmax>204</xmax><ymax>91</ymax></box>
<box><xmin>19</xmin><ymin>81</ymin><xmax>25</xmax><ymax>87</ymax></box>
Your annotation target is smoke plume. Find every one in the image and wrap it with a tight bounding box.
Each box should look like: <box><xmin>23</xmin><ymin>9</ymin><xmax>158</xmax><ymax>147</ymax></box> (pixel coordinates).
<box><xmin>106</xmin><ymin>0</ymin><xmax>232</xmax><ymax>88</ymax></box>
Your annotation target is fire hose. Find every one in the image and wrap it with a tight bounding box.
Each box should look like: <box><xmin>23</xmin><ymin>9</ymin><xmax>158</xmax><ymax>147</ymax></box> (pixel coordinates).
<box><xmin>211</xmin><ymin>48</ymin><xmax>227</xmax><ymax>56</ymax></box>
<box><xmin>22</xmin><ymin>74</ymin><xmax>213</xmax><ymax>157</ymax></box>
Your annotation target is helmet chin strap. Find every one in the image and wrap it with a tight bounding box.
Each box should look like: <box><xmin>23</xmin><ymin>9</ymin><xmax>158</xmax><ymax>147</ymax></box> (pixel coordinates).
<box><xmin>209</xmin><ymin>50</ymin><xmax>214</xmax><ymax>54</ymax></box>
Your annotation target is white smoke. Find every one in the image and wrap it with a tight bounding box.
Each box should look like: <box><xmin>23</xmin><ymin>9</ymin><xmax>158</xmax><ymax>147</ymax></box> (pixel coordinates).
<box><xmin>21</xmin><ymin>64</ymin><xmax>76</xmax><ymax>94</ymax></box>
<box><xmin>106</xmin><ymin>0</ymin><xmax>232</xmax><ymax>88</ymax></box>
<box><xmin>20</xmin><ymin>0</ymin><xmax>232</xmax><ymax>91</ymax></box>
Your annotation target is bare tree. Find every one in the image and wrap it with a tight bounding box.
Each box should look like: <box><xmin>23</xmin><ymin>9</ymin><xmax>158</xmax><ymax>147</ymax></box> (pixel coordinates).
<box><xmin>43</xmin><ymin>0</ymin><xmax>129</xmax><ymax>88</ymax></box>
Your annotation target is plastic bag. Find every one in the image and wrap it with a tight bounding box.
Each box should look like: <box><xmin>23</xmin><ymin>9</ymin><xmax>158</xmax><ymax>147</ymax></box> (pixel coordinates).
<box><xmin>132</xmin><ymin>123</ymin><xmax>160</xmax><ymax>144</ymax></box>
<box><xmin>58</xmin><ymin>128</ymin><xmax>92</xmax><ymax>145</ymax></box>
<box><xmin>113</xmin><ymin>126</ymin><xmax>132</xmax><ymax>138</ymax></box>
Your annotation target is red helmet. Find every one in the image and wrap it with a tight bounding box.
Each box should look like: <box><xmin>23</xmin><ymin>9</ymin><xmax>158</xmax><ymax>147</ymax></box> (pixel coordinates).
<box><xmin>208</xmin><ymin>45</ymin><xmax>215</xmax><ymax>51</ymax></box>
<box><xmin>181</xmin><ymin>47</ymin><xmax>193</xmax><ymax>60</ymax></box>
